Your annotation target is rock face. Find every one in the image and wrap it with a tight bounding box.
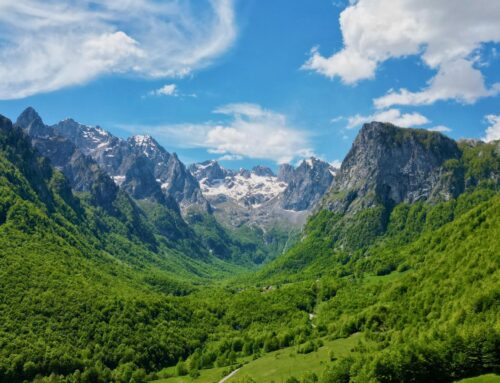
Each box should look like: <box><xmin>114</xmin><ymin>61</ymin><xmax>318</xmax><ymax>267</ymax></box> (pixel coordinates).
<box><xmin>16</xmin><ymin>107</ymin><xmax>208</xmax><ymax>213</ymax></box>
<box><xmin>15</xmin><ymin>108</ymin><xmax>118</xmax><ymax>208</ymax></box>
<box><xmin>18</xmin><ymin>109</ymin><xmax>209</xmax><ymax>213</ymax></box>
<box><xmin>323</xmin><ymin>122</ymin><xmax>462</xmax><ymax>214</ymax></box>
<box><xmin>279</xmin><ymin>158</ymin><xmax>336</xmax><ymax>211</ymax></box>
<box><xmin>189</xmin><ymin>158</ymin><xmax>336</xmax><ymax>227</ymax></box>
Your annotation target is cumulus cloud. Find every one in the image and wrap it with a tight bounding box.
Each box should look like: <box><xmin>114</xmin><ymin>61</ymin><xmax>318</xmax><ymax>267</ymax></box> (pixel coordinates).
<box><xmin>345</xmin><ymin>108</ymin><xmax>429</xmax><ymax>129</ymax></box>
<box><xmin>150</xmin><ymin>84</ymin><xmax>178</xmax><ymax>97</ymax></box>
<box><xmin>303</xmin><ymin>0</ymin><xmax>500</xmax><ymax>105</ymax></box>
<box><xmin>374</xmin><ymin>59</ymin><xmax>500</xmax><ymax>108</ymax></box>
<box><xmin>483</xmin><ymin>115</ymin><xmax>500</xmax><ymax>142</ymax></box>
<box><xmin>0</xmin><ymin>0</ymin><xmax>236</xmax><ymax>99</ymax></box>
<box><xmin>122</xmin><ymin>103</ymin><xmax>314</xmax><ymax>164</ymax></box>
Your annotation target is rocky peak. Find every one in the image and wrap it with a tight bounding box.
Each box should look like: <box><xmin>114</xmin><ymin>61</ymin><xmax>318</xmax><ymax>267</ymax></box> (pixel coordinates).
<box><xmin>280</xmin><ymin>157</ymin><xmax>335</xmax><ymax>211</ymax></box>
<box><xmin>13</xmin><ymin>109</ymin><xmax>118</xmax><ymax>209</ymax></box>
<box><xmin>252</xmin><ymin>165</ymin><xmax>275</xmax><ymax>177</ymax></box>
<box><xmin>189</xmin><ymin>160</ymin><xmax>228</xmax><ymax>183</ymax></box>
<box><xmin>16</xmin><ymin>107</ymin><xmax>52</xmax><ymax>138</ymax></box>
<box><xmin>324</xmin><ymin>122</ymin><xmax>461</xmax><ymax>213</ymax></box>
<box><xmin>52</xmin><ymin>119</ymin><xmax>113</xmax><ymax>156</ymax></box>
<box><xmin>277</xmin><ymin>163</ymin><xmax>295</xmax><ymax>183</ymax></box>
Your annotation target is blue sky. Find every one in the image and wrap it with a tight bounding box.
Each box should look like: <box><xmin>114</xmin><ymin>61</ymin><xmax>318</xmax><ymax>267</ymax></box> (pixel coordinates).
<box><xmin>0</xmin><ymin>0</ymin><xmax>499</xmax><ymax>170</ymax></box>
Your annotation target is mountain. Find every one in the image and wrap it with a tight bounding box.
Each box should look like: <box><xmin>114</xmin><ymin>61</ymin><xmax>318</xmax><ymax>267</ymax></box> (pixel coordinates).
<box><xmin>17</xmin><ymin>108</ymin><xmax>209</xmax><ymax>214</ymax></box>
<box><xmin>189</xmin><ymin>158</ymin><xmax>336</xmax><ymax>228</ymax></box>
<box><xmin>1</xmin><ymin>112</ymin><xmax>499</xmax><ymax>383</ymax></box>
<box><xmin>278</xmin><ymin>157</ymin><xmax>336</xmax><ymax>211</ymax></box>
<box><xmin>253</xmin><ymin>122</ymin><xmax>499</xmax><ymax>382</ymax></box>
<box><xmin>189</xmin><ymin>161</ymin><xmax>287</xmax><ymax>208</ymax></box>
<box><xmin>15</xmin><ymin>107</ymin><xmax>119</xmax><ymax>209</ymax></box>
<box><xmin>322</xmin><ymin>121</ymin><xmax>462</xmax><ymax>214</ymax></box>
<box><xmin>261</xmin><ymin>121</ymin><xmax>500</xmax><ymax>277</ymax></box>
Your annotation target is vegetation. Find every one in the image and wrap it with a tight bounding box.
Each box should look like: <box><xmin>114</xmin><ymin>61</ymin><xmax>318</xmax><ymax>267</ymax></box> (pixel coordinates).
<box><xmin>0</xmin><ymin>117</ymin><xmax>498</xmax><ymax>382</ymax></box>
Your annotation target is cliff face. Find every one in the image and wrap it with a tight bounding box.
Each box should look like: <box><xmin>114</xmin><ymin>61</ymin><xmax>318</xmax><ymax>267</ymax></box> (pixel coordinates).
<box><xmin>279</xmin><ymin>158</ymin><xmax>336</xmax><ymax>211</ymax></box>
<box><xmin>323</xmin><ymin>122</ymin><xmax>462</xmax><ymax>214</ymax></box>
<box><xmin>15</xmin><ymin>107</ymin><xmax>118</xmax><ymax>208</ymax></box>
<box><xmin>17</xmin><ymin>108</ymin><xmax>208</xmax><ymax>213</ymax></box>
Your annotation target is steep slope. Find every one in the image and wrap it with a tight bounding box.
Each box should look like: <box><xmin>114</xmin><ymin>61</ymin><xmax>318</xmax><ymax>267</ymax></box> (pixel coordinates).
<box><xmin>261</xmin><ymin>122</ymin><xmax>499</xmax><ymax>280</ymax></box>
<box><xmin>33</xmin><ymin>110</ymin><xmax>209</xmax><ymax>213</ymax></box>
<box><xmin>0</xmin><ymin>113</ymin><xmax>262</xmax><ymax>382</ymax></box>
<box><xmin>15</xmin><ymin>107</ymin><xmax>119</xmax><ymax>209</ymax></box>
<box><xmin>323</xmin><ymin>121</ymin><xmax>462</xmax><ymax>214</ymax></box>
<box><xmin>279</xmin><ymin>157</ymin><xmax>336</xmax><ymax>211</ymax></box>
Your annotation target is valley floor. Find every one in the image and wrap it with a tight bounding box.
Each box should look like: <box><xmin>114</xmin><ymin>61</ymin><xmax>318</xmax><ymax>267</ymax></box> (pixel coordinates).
<box><xmin>153</xmin><ymin>333</ymin><xmax>362</xmax><ymax>383</ymax></box>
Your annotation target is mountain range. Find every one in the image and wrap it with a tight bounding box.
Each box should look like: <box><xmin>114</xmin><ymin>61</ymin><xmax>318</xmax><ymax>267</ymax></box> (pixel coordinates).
<box><xmin>0</xmin><ymin>109</ymin><xmax>498</xmax><ymax>383</ymax></box>
<box><xmin>16</xmin><ymin>107</ymin><xmax>336</xmax><ymax>230</ymax></box>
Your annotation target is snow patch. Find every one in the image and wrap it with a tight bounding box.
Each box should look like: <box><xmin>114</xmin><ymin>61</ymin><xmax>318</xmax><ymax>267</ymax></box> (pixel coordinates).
<box><xmin>200</xmin><ymin>173</ymin><xmax>287</xmax><ymax>207</ymax></box>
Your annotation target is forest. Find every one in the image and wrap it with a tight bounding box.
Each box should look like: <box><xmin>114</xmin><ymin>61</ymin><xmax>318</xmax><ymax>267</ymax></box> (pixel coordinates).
<box><xmin>0</xmin><ymin>115</ymin><xmax>498</xmax><ymax>383</ymax></box>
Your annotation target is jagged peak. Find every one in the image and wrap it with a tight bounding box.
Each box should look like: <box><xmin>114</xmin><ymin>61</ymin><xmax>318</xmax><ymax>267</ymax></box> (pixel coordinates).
<box><xmin>129</xmin><ymin>134</ymin><xmax>161</xmax><ymax>148</ymax></box>
<box><xmin>16</xmin><ymin>106</ymin><xmax>44</xmax><ymax>127</ymax></box>
<box><xmin>0</xmin><ymin>114</ymin><xmax>13</xmax><ymax>131</ymax></box>
<box><xmin>251</xmin><ymin>165</ymin><xmax>275</xmax><ymax>177</ymax></box>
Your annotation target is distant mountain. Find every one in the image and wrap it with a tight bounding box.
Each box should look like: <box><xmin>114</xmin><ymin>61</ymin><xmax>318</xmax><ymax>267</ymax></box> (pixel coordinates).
<box><xmin>15</xmin><ymin>107</ymin><xmax>119</xmax><ymax>209</ymax></box>
<box><xmin>190</xmin><ymin>161</ymin><xmax>287</xmax><ymax>208</ymax></box>
<box><xmin>278</xmin><ymin>157</ymin><xmax>336</xmax><ymax>211</ymax></box>
<box><xmin>17</xmin><ymin>107</ymin><xmax>208</xmax><ymax>214</ymax></box>
<box><xmin>189</xmin><ymin>158</ymin><xmax>337</xmax><ymax>227</ymax></box>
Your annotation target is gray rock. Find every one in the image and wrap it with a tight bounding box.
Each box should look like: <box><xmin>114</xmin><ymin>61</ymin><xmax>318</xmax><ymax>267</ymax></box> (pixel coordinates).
<box><xmin>15</xmin><ymin>107</ymin><xmax>118</xmax><ymax>208</ymax></box>
<box><xmin>322</xmin><ymin>122</ymin><xmax>462</xmax><ymax>214</ymax></box>
<box><xmin>279</xmin><ymin>158</ymin><xmax>336</xmax><ymax>211</ymax></box>
<box><xmin>50</xmin><ymin>117</ymin><xmax>209</xmax><ymax>213</ymax></box>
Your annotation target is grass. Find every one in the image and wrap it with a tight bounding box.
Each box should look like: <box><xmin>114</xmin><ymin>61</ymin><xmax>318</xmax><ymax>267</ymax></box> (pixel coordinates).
<box><xmin>151</xmin><ymin>334</ymin><xmax>362</xmax><ymax>383</ymax></box>
<box><xmin>455</xmin><ymin>375</ymin><xmax>500</xmax><ymax>383</ymax></box>
<box><xmin>152</xmin><ymin>365</ymin><xmax>230</xmax><ymax>383</ymax></box>
<box><xmin>226</xmin><ymin>333</ymin><xmax>362</xmax><ymax>382</ymax></box>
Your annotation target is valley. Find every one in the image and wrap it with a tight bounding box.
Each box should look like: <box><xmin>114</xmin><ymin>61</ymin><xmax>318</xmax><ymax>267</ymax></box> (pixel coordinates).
<box><xmin>0</xmin><ymin>111</ymin><xmax>498</xmax><ymax>383</ymax></box>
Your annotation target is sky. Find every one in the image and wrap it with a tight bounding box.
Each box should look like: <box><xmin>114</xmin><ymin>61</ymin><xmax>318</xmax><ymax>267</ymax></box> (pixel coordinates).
<box><xmin>0</xmin><ymin>0</ymin><xmax>499</xmax><ymax>170</ymax></box>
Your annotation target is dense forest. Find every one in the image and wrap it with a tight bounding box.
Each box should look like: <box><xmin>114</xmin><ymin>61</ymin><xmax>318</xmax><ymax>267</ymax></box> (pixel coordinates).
<box><xmin>0</xmin><ymin>114</ymin><xmax>499</xmax><ymax>383</ymax></box>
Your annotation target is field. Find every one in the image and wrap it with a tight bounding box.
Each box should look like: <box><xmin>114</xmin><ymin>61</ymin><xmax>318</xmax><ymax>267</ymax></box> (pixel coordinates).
<box><xmin>154</xmin><ymin>333</ymin><xmax>363</xmax><ymax>383</ymax></box>
<box><xmin>455</xmin><ymin>375</ymin><xmax>500</xmax><ymax>383</ymax></box>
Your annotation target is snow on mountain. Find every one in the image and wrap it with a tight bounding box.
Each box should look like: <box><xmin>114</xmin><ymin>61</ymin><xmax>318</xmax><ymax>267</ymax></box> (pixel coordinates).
<box><xmin>190</xmin><ymin>158</ymin><xmax>337</xmax><ymax>212</ymax></box>
<box><xmin>190</xmin><ymin>161</ymin><xmax>286</xmax><ymax>208</ymax></box>
<box><xmin>201</xmin><ymin>172</ymin><xmax>287</xmax><ymax>208</ymax></box>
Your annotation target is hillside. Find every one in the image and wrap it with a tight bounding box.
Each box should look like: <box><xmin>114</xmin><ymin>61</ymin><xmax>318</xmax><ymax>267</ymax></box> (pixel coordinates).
<box><xmin>0</xmin><ymin>118</ymin><xmax>498</xmax><ymax>383</ymax></box>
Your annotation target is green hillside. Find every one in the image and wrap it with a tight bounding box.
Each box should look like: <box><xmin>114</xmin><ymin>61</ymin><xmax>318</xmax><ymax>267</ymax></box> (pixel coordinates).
<box><xmin>0</xmin><ymin>113</ymin><xmax>498</xmax><ymax>383</ymax></box>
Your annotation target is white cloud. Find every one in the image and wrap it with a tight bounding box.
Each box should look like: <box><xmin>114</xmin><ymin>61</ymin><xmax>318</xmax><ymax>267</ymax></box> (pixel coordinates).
<box><xmin>150</xmin><ymin>84</ymin><xmax>178</xmax><ymax>97</ymax></box>
<box><xmin>483</xmin><ymin>115</ymin><xmax>500</xmax><ymax>142</ymax></box>
<box><xmin>428</xmin><ymin>125</ymin><xmax>452</xmax><ymax>133</ymax></box>
<box><xmin>218</xmin><ymin>154</ymin><xmax>243</xmax><ymax>161</ymax></box>
<box><xmin>121</xmin><ymin>103</ymin><xmax>314</xmax><ymax>164</ymax></box>
<box><xmin>346</xmin><ymin>108</ymin><xmax>429</xmax><ymax>129</ymax></box>
<box><xmin>304</xmin><ymin>0</ymin><xmax>500</xmax><ymax>105</ymax></box>
<box><xmin>0</xmin><ymin>0</ymin><xmax>236</xmax><ymax>99</ymax></box>
<box><xmin>374</xmin><ymin>59</ymin><xmax>500</xmax><ymax>108</ymax></box>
